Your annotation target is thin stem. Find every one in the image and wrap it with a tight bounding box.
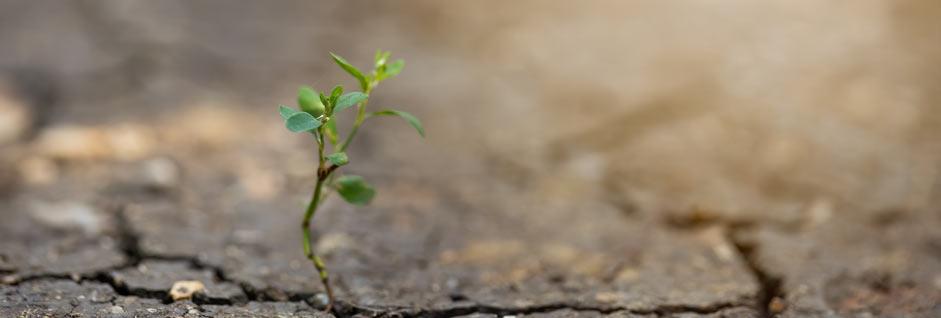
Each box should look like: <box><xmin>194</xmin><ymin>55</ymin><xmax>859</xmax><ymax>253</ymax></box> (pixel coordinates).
<box><xmin>301</xmin><ymin>77</ymin><xmax>380</xmax><ymax>312</ymax></box>
<box><xmin>302</xmin><ymin>127</ymin><xmax>337</xmax><ymax>312</ymax></box>
<box><xmin>317</xmin><ymin>128</ymin><xmax>326</xmax><ymax>170</ymax></box>
<box><xmin>338</xmin><ymin>83</ymin><xmax>375</xmax><ymax>152</ymax></box>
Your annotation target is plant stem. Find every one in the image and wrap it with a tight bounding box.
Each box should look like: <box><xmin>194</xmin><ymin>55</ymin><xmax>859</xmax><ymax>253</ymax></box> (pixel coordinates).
<box><xmin>302</xmin><ymin>128</ymin><xmax>336</xmax><ymax>312</ymax></box>
<box><xmin>338</xmin><ymin>83</ymin><xmax>374</xmax><ymax>152</ymax></box>
<box><xmin>302</xmin><ymin>79</ymin><xmax>378</xmax><ymax>312</ymax></box>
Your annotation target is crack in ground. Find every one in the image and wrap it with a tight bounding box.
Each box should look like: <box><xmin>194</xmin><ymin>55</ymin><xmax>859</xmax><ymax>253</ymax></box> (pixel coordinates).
<box><xmin>4</xmin><ymin>259</ymin><xmax>756</xmax><ymax>318</ymax></box>
<box><xmin>726</xmin><ymin>225</ymin><xmax>785</xmax><ymax>318</ymax></box>
<box><xmin>2</xmin><ymin>259</ymin><xmax>262</xmax><ymax>309</ymax></box>
<box><xmin>111</xmin><ymin>204</ymin><xmax>274</xmax><ymax>306</ymax></box>
<box><xmin>330</xmin><ymin>299</ymin><xmax>750</xmax><ymax>318</ymax></box>
<box><xmin>136</xmin><ymin>254</ymin><xmax>322</xmax><ymax>304</ymax></box>
<box><xmin>113</xmin><ymin>204</ymin><xmax>143</xmax><ymax>266</ymax></box>
<box><xmin>657</xmin><ymin>212</ymin><xmax>787</xmax><ymax>318</ymax></box>
<box><xmin>110</xmin><ymin>203</ymin><xmax>333</xmax><ymax>306</ymax></box>
<box><xmin>2</xmin><ymin>205</ymin><xmax>323</xmax><ymax>309</ymax></box>
<box><xmin>4</xmin><ymin>203</ymin><xmax>772</xmax><ymax>317</ymax></box>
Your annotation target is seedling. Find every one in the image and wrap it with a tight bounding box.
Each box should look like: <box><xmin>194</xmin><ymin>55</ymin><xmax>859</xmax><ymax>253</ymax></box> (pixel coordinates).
<box><xmin>277</xmin><ymin>50</ymin><xmax>423</xmax><ymax>312</ymax></box>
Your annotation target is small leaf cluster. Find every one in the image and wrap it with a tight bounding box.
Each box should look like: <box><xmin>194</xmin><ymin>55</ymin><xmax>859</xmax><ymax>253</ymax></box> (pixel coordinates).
<box><xmin>279</xmin><ymin>87</ymin><xmax>366</xmax><ymax>133</ymax></box>
<box><xmin>331</xmin><ymin>50</ymin><xmax>405</xmax><ymax>92</ymax></box>
<box><xmin>278</xmin><ymin>51</ymin><xmax>423</xmax><ymax>206</ymax></box>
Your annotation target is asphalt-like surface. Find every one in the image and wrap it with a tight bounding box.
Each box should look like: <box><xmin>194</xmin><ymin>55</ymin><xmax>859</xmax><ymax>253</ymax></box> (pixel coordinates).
<box><xmin>2</xmin><ymin>1</ymin><xmax>940</xmax><ymax>317</ymax></box>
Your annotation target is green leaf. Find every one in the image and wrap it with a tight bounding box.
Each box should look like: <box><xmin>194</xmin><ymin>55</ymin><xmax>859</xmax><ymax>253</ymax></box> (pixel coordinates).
<box><xmin>297</xmin><ymin>86</ymin><xmax>324</xmax><ymax>116</ymax></box>
<box><xmin>284</xmin><ymin>112</ymin><xmax>322</xmax><ymax>132</ymax></box>
<box><xmin>319</xmin><ymin>92</ymin><xmax>330</xmax><ymax>110</ymax></box>
<box><xmin>297</xmin><ymin>86</ymin><xmax>324</xmax><ymax>117</ymax></box>
<box><xmin>334</xmin><ymin>92</ymin><xmax>368</xmax><ymax>113</ymax></box>
<box><xmin>334</xmin><ymin>175</ymin><xmax>375</xmax><ymax>205</ymax></box>
<box><xmin>326</xmin><ymin>152</ymin><xmax>349</xmax><ymax>166</ymax></box>
<box><xmin>279</xmin><ymin>105</ymin><xmax>300</xmax><ymax>120</ymax></box>
<box><xmin>324</xmin><ymin>118</ymin><xmax>338</xmax><ymax>145</ymax></box>
<box><xmin>329</xmin><ymin>85</ymin><xmax>344</xmax><ymax>108</ymax></box>
<box><xmin>298</xmin><ymin>86</ymin><xmax>317</xmax><ymax>108</ymax></box>
<box><xmin>370</xmin><ymin>109</ymin><xmax>425</xmax><ymax>137</ymax></box>
<box><xmin>330</xmin><ymin>52</ymin><xmax>369</xmax><ymax>91</ymax></box>
<box><xmin>385</xmin><ymin>59</ymin><xmax>405</xmax><ymax>77</ymax></box>
<box><xmin>374</xmin><ymin>50</ymin><xmax>391</xmax><ymax>67</ymax></box>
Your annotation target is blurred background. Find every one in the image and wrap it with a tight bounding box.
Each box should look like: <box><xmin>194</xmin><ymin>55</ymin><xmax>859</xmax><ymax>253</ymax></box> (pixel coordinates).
<box><xmin>2</xmin><ymin>0</ymin><xmax>939</xmax><ymax>223</ymax></box>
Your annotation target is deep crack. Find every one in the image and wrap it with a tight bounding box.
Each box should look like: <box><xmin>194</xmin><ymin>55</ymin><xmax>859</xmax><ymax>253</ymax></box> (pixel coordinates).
<box><xmin>5</xmin><ymin>202</ymin><xmax>772</xmax><ymax>317</ymax></box>
<box><xmin>113</xmin><ymin>204</ymin><xmax>143</xmax><ymax>266</ymax></box>
<box><xmin>4</xmin><ymin>205</ymin><xmax>280</xmax><ymax>307</ymax></box>
<box><xmin>659</xmin><ymin>212</ymin><xmax>788</xmax><ymax>317</ymax></box>
<box><xmin>110</xmin><ymin>204</ymin><xmax>277</xmax><ymax>305</ymax></box>
<box><xmin>331</xmin><ymin>300</ymin><xmax>751</xmax><ymax>318</ymax></box>
<box><xmin>727</xmin><ymin>225</ymin><xmax>785</xmax><ymax>318</ymax></box>
<box><xmin>6</xmin><ymin>269</ymin><xmax>755</xmax><ymax>318</ymax></box>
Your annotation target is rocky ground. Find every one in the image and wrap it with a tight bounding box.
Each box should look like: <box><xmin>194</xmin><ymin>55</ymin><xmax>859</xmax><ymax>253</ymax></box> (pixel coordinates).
<box><xmin>1</xmin><ymin>1</ymin><xmax>941</xmax><ymax>317</ymax></box>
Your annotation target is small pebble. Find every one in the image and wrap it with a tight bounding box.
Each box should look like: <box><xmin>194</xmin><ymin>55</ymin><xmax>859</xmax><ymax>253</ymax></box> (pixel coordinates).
<box><xmin>315</xmin><ymin>293</ymin><xmax>330</xmax><ymax>306</ymax></box>
<box><xmin>768</xmin><ymin>296</ymin><xmax>787</xmax><ymax>314</ymax></box>
<box><xmin>109</xmin><ymin>305</ymin><xmax>125</xmax><ymax>314</ymax></box>
<box><xmin>169</xmin><ymin>280</ymin><xmax>205</xmax><ymax>301</ymax></box>
<box><xmin>89</xmin><ymin>289</ymin><xmax>112</xmax><ymax>303</ymax></box>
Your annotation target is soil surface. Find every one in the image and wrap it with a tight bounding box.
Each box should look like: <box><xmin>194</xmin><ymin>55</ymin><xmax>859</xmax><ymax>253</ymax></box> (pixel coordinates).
<box><xmin>2</xmin><ymin>1</ymin><xmax>941</xmax><ymax>317</ymax></box>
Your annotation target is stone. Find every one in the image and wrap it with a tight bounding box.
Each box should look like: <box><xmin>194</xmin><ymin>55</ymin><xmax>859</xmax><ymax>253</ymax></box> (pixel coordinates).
<box><xmin>169</xmin><ymin>280</ymin><xmax>205</xmax><ymax>301</ymax></box>
<box><xmin>109</xmin><ymin>305</ymin><xmax>126</xmax><ymax>314</ymax></box>
<box><xmin>0</xmin><ymin>280</ymin><xmax>222</xmax><ymax>317</ymax></box>
<box><xmin>111</xmin><ymin>260</ymin><xmax>245</xmax><ymax>303</ymax></box>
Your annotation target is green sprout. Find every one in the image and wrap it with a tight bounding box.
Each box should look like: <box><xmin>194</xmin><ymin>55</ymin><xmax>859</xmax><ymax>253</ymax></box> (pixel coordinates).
<box><xmin>277</xmin><ymin>50</ymin><xmax>423</xmax><ymax>312</ymax></box>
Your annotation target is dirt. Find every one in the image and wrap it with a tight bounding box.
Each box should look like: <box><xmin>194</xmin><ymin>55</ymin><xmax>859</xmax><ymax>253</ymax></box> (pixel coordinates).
<box><xmin>2</xmin><ymin>1</ymin><xmax>941</xmax><ymax>317</ymax></box>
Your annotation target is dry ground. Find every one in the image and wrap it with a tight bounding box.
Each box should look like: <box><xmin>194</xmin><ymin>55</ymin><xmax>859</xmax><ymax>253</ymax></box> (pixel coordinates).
<box><xmin>1</xmin><ymin>1</ymin><xmax>940</xmax><ymax>317</ymax></box>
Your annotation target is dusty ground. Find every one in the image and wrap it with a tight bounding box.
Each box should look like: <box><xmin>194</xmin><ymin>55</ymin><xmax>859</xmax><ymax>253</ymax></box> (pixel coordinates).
<box><xmin>1</xmin><ymin>1</ymin><xmax>940</xmax><ymax>317</ymax></box>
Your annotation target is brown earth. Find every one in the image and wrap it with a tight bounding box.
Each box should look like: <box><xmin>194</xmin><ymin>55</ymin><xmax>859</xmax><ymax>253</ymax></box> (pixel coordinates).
<box><xmin>1</xmin><ymin>1</ymin><xmax>940</xmax><ymax>317</ymax></box>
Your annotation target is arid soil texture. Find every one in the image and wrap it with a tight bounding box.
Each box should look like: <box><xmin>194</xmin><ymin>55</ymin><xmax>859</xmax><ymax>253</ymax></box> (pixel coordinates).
<box><xmin>1</xmin><ymin>1</ymin><xmax>940</xmax><ymax>317</ymax></box>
